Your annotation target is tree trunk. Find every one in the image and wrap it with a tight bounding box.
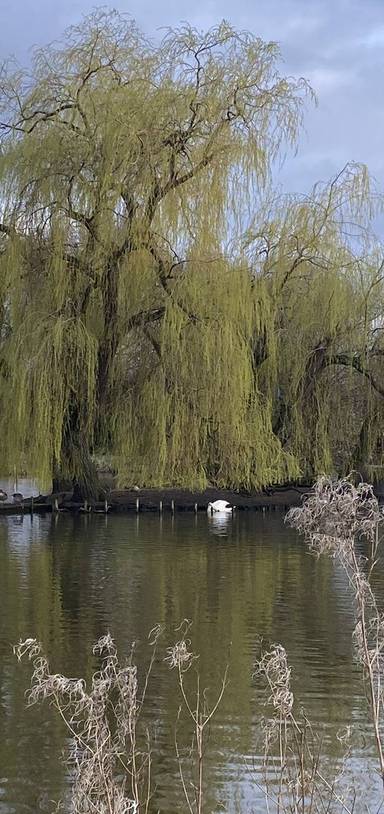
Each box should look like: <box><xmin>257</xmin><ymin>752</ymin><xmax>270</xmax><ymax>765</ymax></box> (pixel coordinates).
<box><xmin>351</xmin><ymin>412</ymin><xmax>378</xmax><ymax>481</ymax></box>
<box><xmin>97</xmin><ymin>261</ymin><xmax>120</xmax><ymax>438</ymax></box>
<box><xmin>71</xmin><ymin>456</ymin><xmax>100</xmax><ymax>502</ymax></box>
<box><xmin>59</xmin><ymin>402</ymin><xmax>101</xmax><ymax>501</ymax></box>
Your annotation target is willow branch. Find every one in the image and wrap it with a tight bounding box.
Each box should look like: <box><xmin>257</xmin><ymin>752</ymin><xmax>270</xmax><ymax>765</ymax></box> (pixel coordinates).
<box><xmin>325</xmin><ymin>353</ymin><xmax>384</xmax><ymax>399</ymax></box>
<box><xmin>126</xmin><ymin>306</ymin><xmax>165</xmax><ymax>333</ymax></box>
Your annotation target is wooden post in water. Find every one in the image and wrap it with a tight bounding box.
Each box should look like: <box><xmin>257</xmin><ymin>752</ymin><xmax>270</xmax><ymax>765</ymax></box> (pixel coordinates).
<box><xmin>54</xmin><ymin>498</ymin><xmax>59</xmax><ymax>513</ymax></box>
<box><xmin>171</xmin><ymin>499</ymin><xmax>175</xmax><ymax>515</ymax></box>
<box><xmin>194</xmin><ymin>502</ymin><xmax>198</xmax><ymax>514</ymax></box>
<box><xmin>104</xmin><ymin>499</ymin><xmax>109</xmax><ymax>514</ymax></box>
<box><xmin>30</xmin><ymin>496</ymin><xmax>34</xmax><ymax>515</ymax></box>
<box><xmin>159</xmin><ymin>500</ymin><xmax>163</xmax><ymax>514</ymax></box>
<box><xmin>136</xmin><ymin>497</ymin><xmax>140</xmax><ymax>513</ymax></box>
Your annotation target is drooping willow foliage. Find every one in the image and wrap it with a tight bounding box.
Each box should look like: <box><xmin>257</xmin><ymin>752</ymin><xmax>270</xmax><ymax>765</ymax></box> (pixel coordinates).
<box><xmin>0</xmin><ymin>11</ymin><xmax>383</xmax><ymax>493</ymax></box>
<box><xmin>244</xmin><ymin>166</ymin><xmax>384</xmax><ymax>482</ymax></box>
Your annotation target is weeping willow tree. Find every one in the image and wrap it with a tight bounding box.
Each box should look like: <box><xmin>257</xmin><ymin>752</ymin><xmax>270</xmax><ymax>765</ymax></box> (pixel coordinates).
<box><xmin>244</xmin><ymin>163</ymin><xmax>384</xmax><ymax>481</ymax></box>
<box><xmin>0</xmin><ymin>12</ymin><xmax>382</xmax><ymax>495</ymax></box>
<box><xmin>0</xmin><ymin>9</ymin><xmax>313</xmax><ymax>494</ymax></box>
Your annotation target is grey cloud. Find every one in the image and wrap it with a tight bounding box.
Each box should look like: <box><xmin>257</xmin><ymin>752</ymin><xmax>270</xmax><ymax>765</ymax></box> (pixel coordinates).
<box><xmin>0</xmin><ymin>0</ymin><xmax>383</xmax><ymax>201</ymax></box>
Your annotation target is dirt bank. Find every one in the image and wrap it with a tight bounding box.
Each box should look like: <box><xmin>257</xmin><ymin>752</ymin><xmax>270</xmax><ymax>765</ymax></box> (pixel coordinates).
<box><xmin>61</xmin><ymin>484</ymin><xmax>311</xmax><ymax>513</ymax></box>
<box><xmin>0</xmin><ymin>485</ymin><xmax>312</xmax><ymax>515</ymax></box>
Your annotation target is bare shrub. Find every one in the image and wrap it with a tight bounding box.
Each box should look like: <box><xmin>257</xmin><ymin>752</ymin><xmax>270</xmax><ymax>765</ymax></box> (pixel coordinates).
<box><xmin>254</xmin><ymin>642</ymin><xmax>354</xmax><ymax>814</ymax></box>
<box><xmin>14</xmin><ymin>628</ymin><xmax>163</xmax><ymax>814</ymax></box>
<box><xmin>286</xmin><ymin>476</ymin><xmax>384</xmax><ymax>784</ymax></box>
<box><xmin>14</xmin><ymin>627</ymin><xmax>357</xmax><ymax>814</ymax></box>
<box><xmin>14</xmin><ymin>622</ymin><xmax>228</xmax><ymax>814</ymax></box>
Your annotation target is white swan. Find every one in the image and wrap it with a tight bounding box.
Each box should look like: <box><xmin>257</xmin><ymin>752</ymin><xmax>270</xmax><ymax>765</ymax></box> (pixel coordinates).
<box><xmin>207</xmin><ymin>500</ymin><xmax>234</xmax><ymax>514</ymax></box>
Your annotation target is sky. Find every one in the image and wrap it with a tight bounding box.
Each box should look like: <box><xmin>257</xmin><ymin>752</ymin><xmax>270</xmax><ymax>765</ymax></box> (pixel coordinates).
<box><xmin>0</xmin><ymin>0</ymin><xmax>383</xmax><ymax>200</ymax></box>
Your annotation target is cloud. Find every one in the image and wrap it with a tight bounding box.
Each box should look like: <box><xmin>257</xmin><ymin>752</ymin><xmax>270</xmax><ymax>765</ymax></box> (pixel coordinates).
<box><xmin>304</xmin><ymin>67</ymin><xmax>356</xmax><ymax>92</ymax></box>
<box><xmin>0</xmin><ymin>0</ymin><xmax>383</xmax><ymax>200</ymax></box>
<box><xmin>358</xmin><ymin>26</ymin><xmax>384</xmax><ymax>48</ymax></box>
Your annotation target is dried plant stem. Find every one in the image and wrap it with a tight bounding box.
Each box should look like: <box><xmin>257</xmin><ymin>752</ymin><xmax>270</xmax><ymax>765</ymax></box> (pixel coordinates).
<box><xmin>287</xmin><ymin>476</ymin><xmax>384</xmax><ymax>787</ymax></box>
<box><xmin>350</xmin><ymin>546</ymin><xmax>384</xmax><ymax>781</ymax></box>
<box><xmin>166</xmin><ymin>621</ymin><xmax>228</xmax><ymax>814</ymax></box>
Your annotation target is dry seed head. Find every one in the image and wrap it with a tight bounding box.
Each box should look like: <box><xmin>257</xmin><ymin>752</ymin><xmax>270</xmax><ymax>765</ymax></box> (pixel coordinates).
<box><xmin>165</xmin><ymin>639</ymin><xmax>195</xmax><ymax>670</ymax></box>
<box><xmin>255</xmin><ymin>644</ymin><xmax>294</xmax><ymax>717</ymax></box>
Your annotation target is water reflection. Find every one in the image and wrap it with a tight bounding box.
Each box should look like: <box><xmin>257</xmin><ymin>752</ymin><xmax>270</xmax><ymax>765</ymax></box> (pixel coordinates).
<box><xmin>0</xmin><ymin>510</ymin><xmax>382</xmax><ymax>812</ymax></box>
<box><xmin>0</xmin><ymin>477</ymin><xmax>40</xmax><ymax>502</ymax></box>
<box><xmin>208</xmin><ymin>511</ymin><xmax>233</xmax><ymax>535</ymax></box>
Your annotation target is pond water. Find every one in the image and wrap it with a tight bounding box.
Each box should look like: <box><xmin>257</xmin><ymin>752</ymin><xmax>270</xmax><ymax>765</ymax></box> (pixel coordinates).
<box><xmin>0</xmin><ymin>502</ymin><xmax>382</xmax><ymax>812</ymax></box>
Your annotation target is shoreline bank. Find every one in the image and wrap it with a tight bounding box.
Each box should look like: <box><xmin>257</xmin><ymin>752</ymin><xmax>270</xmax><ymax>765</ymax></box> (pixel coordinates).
<box><xmin>0</xmin><ymin>485</ymin><xmax>311</xmax><ymax>515</ymax></box>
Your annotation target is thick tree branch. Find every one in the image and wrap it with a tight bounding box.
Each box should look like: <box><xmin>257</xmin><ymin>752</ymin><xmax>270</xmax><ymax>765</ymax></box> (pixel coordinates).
<box><xmin>126</xmin><ymin>306</ymin><xmax>165</xmax><ymax>332</ymax></box>
<box><xmin>325</xmin><ymin>352</ymin><xmax>384</xmax><ymax>400</ymax></box>
<box><xmin>147</xmin><ymin>242</ymin><xmax>199</xmax><ymax>324</ymax></box>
